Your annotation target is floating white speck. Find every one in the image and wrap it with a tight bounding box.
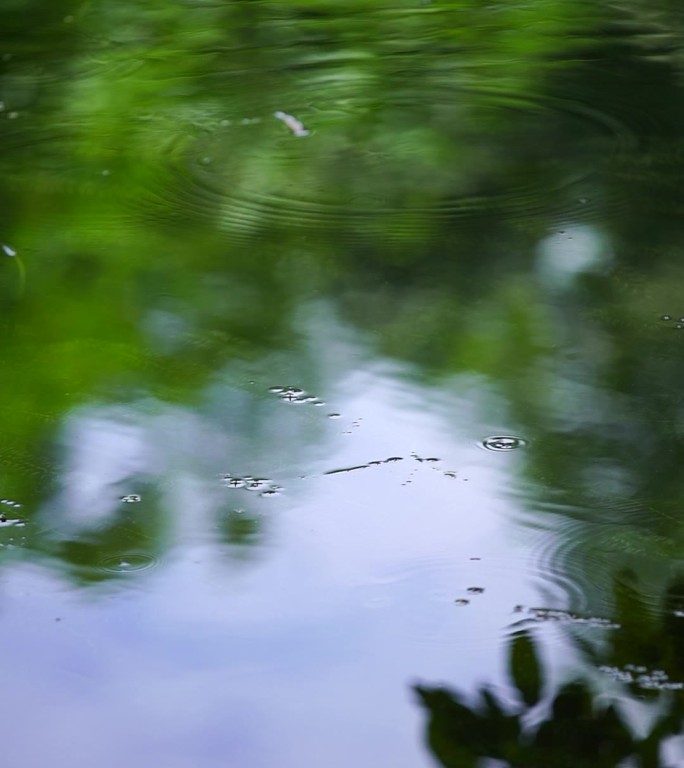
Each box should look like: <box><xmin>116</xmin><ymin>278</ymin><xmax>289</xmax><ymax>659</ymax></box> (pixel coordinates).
<box><xmin>2</xmin><ymin>243</ymin><xmax>16</xmax><ymax>257</ymax></box>
<box><xmin>274</xmin><ymin>110</ymin><xmax>309</xmax><ymax>137</ymax></box>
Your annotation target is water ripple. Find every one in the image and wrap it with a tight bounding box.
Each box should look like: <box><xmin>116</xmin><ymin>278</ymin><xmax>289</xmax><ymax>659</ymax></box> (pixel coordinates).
<box><xmin>128</xmin><ymin>82</ymin><xmax>641</xmax><ymax>244</ymax></box>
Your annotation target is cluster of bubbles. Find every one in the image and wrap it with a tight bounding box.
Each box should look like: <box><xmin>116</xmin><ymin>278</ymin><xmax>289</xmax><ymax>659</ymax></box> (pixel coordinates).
<box><xmin>269</xmin><ymin>385</ymin><xmax>325</xmax><ymax>407</ymax></box>
<box><xmin>221</xmin><ymin>474</ymin><xmax>283</xmax><ymax>497</ymax></box>
<box><xmin>0</xmin><ymin>498</ymin><xmax>25</xmax><ymax>527</ymax></box>
<box><xmin>660</xmin><ymin>314</ymin><xmax>684</xmax><ymax>330</ymax></box>
<box><xmin>120</xmin><ymin>494</ymin><xmax>141</xmax><ymax>503</ymax></box>
<box><xmin>599</xmin><ymin>664</ymin><xmax>683</xmax><ymax>691</ymax></box>
<box><xmin>515</xmin><ymin>605</ymin><xmax>620</xmax><ymax>629</ymax></box>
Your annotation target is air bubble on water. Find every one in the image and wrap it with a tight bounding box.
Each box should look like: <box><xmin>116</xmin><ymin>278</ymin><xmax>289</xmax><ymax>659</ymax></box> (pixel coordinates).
<box><xmin>220</xmin><ymin>119</ymin><xmax>231</xmax><ymax>127</ymax></box>
<box><xmin>223</xmin><ymin>473</ymin><xmax>281</xmax><ymax>495</ymax></box>
<box><xmin>260</xmin><ymin>486</ymin><xmax>283</xmax><ymax>497</ymax></box>
<box><xmin>245</xmin><ymin>478</ymin><xmax>269</xmax><ymax>491</ymax></box>
<box><xmin>467</xmin><ymin>587</ymin><xmax>485</xmax><ymax>594</ymax></box>
<box><xmin>280</xmin><ymin>387</ymin><xmax>305</xmax><ymax>402</ymax></box>
<box><xmin>102</xmin><ymin>169</ymin><xmax>110</xmax><ymax>176</ymax></box>
<box><xmin>0</xmin><ymin>514</ymin><xmax>25</xmax><ymax>527</ymax></box>
<box><xmin>578</xmin><ymin>197</ymin><xmax>588</xmax><ymax>204</ymax></box>
<box><xmin>673</xmin><ymin>609</ymin><xmax>684</xmax><ymax>618</ymax></box>
<box><xmin>328</xmin><ymin>413</ymin><xmax>341</xmax><ymax>419</ymax></box>
<box><xmin>662</xmin><ymin>315</ymin><xmax>672</xmax><ymax>321</ymax></box>
<box><xmin>121</xmin><ymin>494</ymin><xmax>141</xmax><ymax>503</ymax></box>
<box><xmin>2</xmin><ymin>244</ymin><xmax>16</xmax><ymax>257</ymax></box>
<box><xmin>481</xmin><ymin>435</ymin><xmax>527</xmax><ymax>452</ymax></box>
<box><xmin>223</xmin><ymin>475</ymin><xmax>246</xmax><ymax>488</ymax></box>
<box><xmin>270</xmin><ymin>385</ymin><xmax>325</xmax><ymax>407</ymax></box>
<box><xmin>454</xmin><ymin>598</ymin><xmax>470</xmax><ymax>606</ymax></box>
<box><xmin>99</xmin><ymin>554</ymin><xmax>156</xmax><ymax>573</ymax></box>
<box><xmin>676</xmin><ymin>324</ymin><xmax>683</xmax><ymax>330</ymax></box>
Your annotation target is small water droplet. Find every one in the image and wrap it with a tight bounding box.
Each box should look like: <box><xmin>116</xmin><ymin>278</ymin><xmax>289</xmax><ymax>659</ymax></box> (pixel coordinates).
<box><xmin>481</xmin><ymin>435</ymin><xmax>527</xmax><ymax>452</ymax></box>
<box><xmin>99</xmin><ymin>554</ymin><xmax>156</xmax><ymax>573</ymax></box>
<box><xmin>2</xmin><ymin>243</ymin><xmax>16</xmax><ymax>257</ymax></box>
<box><xmin>467</xmin><ymin>587</ymin><xmax>485</xmax><ymax>594</ymax></box>
<box><xmin>454</xmin><ymin>598</ymin><xmax>470</xmax><ymax>606</ymax></box>
<box><xmin>121</xmin><ymin>494</ymin><xmax>141</xmax><ymax>503</ymax></box>
<box><xmin>328</xmin><ymin>413</ymin><xmax>341</xmax><ymax>419</ymax></box>
<box><xmin>662</xmin><ymin>315</ymin><xmax>672</xmax><ymax>321</ymax></box>
<box><xmin>102</xmin><ymin>169</ymin><xmax>110</xmax><ymax>176</ymax></box>
<box><xmin>268</xmin><ymin>386</ymin><xmax>286</xmax><ymax>393</ymax></box>
<box><xmin>676</xmin><ymin>324</ymin><xmax>684</xmax><ymax>330</ymax></box>
<box><xmin>578</xmin><ymin>197</ymin><xmax>588</xmax><ymax>204</ymax></box>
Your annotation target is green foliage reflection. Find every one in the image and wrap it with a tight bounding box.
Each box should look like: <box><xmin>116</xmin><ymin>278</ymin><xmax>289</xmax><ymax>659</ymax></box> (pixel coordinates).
<box><xmin>416</xmin><ymin>627</ymin><xmax>683</xmax><ymax>768</ymax></box>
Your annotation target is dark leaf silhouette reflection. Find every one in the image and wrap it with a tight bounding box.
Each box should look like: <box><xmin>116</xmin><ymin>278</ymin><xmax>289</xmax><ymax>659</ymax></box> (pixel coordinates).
<box><xmin>415</xmin><ymin>624</ymin><xmax>684</xmax><ymax>768</ymax></box>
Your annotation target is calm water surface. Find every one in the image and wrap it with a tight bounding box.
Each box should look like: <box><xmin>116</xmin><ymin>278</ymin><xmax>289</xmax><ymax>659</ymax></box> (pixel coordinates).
<box><xmin>3</xmin><ymin>2</ymin><xmax>684</xmax><ymax>766</ymax></box>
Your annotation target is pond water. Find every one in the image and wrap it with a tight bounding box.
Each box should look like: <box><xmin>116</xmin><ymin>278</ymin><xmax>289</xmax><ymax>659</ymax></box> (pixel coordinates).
<box><xmin>3</xmin><ymin>1</ymin><xmax>684</xmax><ymax>766</ymax></box>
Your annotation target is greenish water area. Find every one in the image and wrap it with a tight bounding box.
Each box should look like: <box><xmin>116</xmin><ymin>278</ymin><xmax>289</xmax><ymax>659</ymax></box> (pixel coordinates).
<box><xmin>4</xmin><ymin>1</ymin><xmax>684</xmax><ymax>766</ymax></box>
